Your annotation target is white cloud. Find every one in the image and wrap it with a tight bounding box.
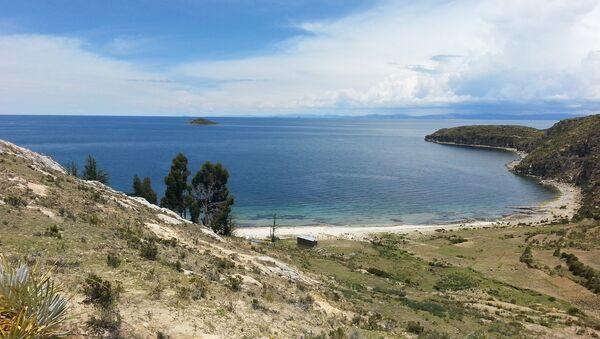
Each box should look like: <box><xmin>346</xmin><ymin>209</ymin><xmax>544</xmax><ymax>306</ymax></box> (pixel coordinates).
<box><xmin>1</xmin><ymin>0</ymin><xmax>600</xmax><ymax>115</ymax></box>
<box><xmin>173</xmin><ymin>0</ymin><xmax>600</xmax><ymax>112</ymax></box>
<box><xmin>0</xmin><ymin>35</ymin><xmax>204</xmax><ymax>115</ymax></box>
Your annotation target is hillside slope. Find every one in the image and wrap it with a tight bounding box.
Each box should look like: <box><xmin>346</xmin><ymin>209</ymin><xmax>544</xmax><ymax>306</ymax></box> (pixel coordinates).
<box><xmin>2</xmin><ymin>139</ymin><xmax>600</xmax><ymax>338</ymax></box>
<box><xmin>424</xmin><ymin>125</ymin><xmax>544</xmax><ymax>151</ymax></box>
<box><xmin>426</xmin><ymin>115</ymin><xmax>600</xmax><ymax>219</ymax></box>
<box><xmin>0</xmin><ymin>139</ymin><xmax>332</xmax><ymax>338</ymax></box>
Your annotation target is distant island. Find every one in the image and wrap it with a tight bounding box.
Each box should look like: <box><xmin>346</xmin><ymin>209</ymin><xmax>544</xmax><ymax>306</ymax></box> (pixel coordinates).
<box><xmin>189</xmin><ymin>117</ymin><xmax>217</xmax><ymax>125</ymax></box>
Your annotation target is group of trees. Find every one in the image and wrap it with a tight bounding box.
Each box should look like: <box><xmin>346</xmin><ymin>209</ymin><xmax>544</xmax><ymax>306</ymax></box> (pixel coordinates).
<box><xmin>160</xmin><ymin>153</ymin><xmax>235</xmax><ymax>236</ymax></box>
<box><xmin>67</xmin><ymin>153</ymin><xmax>234</xmax><ymax>236</ymax></box>
<box><xmin>132</xmin><ymin>175</ymin><xmax>157</xmax><ymax>205</ymax></box>
<box><xmin>66</xmin><ymin>155</ymin><xmax>109</xmax><ymax>184</ymax></box>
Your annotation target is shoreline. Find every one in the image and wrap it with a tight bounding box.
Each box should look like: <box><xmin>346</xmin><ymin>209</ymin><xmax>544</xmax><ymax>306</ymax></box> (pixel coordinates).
<box><xmin>236</xmin><ymin>141</ymin><xmax>582</xmax><ymax>240</ymax></box>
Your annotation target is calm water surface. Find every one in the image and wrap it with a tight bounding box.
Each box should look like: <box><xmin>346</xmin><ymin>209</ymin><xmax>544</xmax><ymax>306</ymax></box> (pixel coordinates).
<box><xmin>0</xmin><ymin>116</ymin><xmax>557</xmax><ymax>226</ymax></box>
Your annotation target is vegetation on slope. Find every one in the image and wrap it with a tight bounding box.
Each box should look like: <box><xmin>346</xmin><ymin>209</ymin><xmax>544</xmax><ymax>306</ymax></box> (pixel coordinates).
<box><xmin>426</xmin><ymin>114</ymin><xmax>600</xmax><ymax>219</ymax></box>
<box><xmin>425</xmin><ymin>125</ymin><xmax>544</xmax><ymax>151</ymax></box>
<box><xmin>2</xmin><ymin>137</ymin><xmax>600</xmax><ymax>337</ymax></box>
<box><xmin>513</xmin><ymin>115</ymin><xmax>600</xmax><ymax>219</ymax></box>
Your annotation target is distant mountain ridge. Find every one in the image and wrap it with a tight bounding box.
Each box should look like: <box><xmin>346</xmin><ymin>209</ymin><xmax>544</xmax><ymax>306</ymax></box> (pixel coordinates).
<box><xmin>426</xmin><ymin>114</ymin><xmax>600</xmax><ymax>219</ymax></box>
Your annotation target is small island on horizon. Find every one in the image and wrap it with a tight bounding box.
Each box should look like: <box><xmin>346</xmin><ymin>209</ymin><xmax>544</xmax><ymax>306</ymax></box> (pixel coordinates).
<box><xmin>189</xmin><ymin>117</ymin><xmax>217</xmax><ymax>125</ymax></box>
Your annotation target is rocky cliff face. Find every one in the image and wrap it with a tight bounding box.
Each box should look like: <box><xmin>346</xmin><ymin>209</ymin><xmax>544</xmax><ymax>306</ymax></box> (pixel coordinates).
<box><xmin>513</xmin><ymin>115</ymin><xmax>600</xmax><ymax>219</ymax></box>
<box><xmin>426</xmin><ymin>115</ymin><xmax>600</xmax><ymax>219</ymax></box>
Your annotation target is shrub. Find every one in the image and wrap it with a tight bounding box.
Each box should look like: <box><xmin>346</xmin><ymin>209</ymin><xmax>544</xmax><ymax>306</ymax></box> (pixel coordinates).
<box><xmin>140</xmin><ymin>240</ymin><xmax>158</xmax><ymax>261</ymax></box>
<box><xmin>83</xmin><ymin>273</ymin><xmax>120</xmax><ymax>309</ymax></box>
<box><xmin>5</xmin><ymin>196</ymin><xmax>27</xmax><ymax>208</ymax></box>
<box><xmin>0</xmin><ymin>256</ymin><xmax>69</xmax><ymax>337</ymax></box>
<box><xmin>448</xmin><ymin>236</ymin><xmax>467</xmax><ymax>244</ymax></box>
<box><xmin>82</xmin><ymin>273</ymin><xmax>122</xmax><ymax>337</ymax></box>
<box><xmin>213</xmin><ymin>256</ymin><xmax>235</xmax><ymax>271</ymax></box>
<box><xmin>560</xmin><ymin>252</ymin><xmax>600</xmax><ymax>293</ymax></box>
<box><xmin>372</xmin><ymin>286</ymin><xmax>406</xmax><ymax>297</ymax></box>
<box><xmin>519</xmin><ymin>246</ymin><xmax>535</xmax><ymax>268</ymax></box>
<box><xmin>106</xmin><ymin>253</ymin><xmax>121</xmax><ymax>268</ymax></box>
<box><xmin>406</xmin><ymin>321</ymin><xmax>424</xmax><ymax>334</ymax></box>
<box><xmin>170</xmin><ymin>260</ymin><xmax>182</xmax><ymax>272</ymax></box>
<box><xmin>189</xmin><ymin>277</ymin><xmax>208</xmax><ymax>300</ymax></box>
<box><xmin>44</xmin><ymin>225</ymin><xmax>62</xmax><ymax>239</ymax></box>
<box><xmin>297</xmin><ymin>294</ymin><xmax>314</xmax><ymax>311</ymax></box>
<box><xmin>434</xmin><ymin>273</ymin><xmax>479</xmax><ymax>291</ymax></box>
<box><xmin>176</xmin><ymin>286</ymin><xmax>192</xmax><ymax>300</ymax></box>
<box><xmin>401</xmin><ymin>298</ymin><xmax>446</xmax><ymax>317</ymax></box>
<box><xmin>227</xmin><ymin>275</ymin><xmax>243</xmax><ymax>291</ymax></box>
<box><xmin>366</xmin><ymin>267</ymin><xmax>395</xmax><ymax>280</ymax></box>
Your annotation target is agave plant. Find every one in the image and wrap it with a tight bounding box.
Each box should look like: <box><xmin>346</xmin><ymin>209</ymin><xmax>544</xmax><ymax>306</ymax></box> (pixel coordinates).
<box><xmin>0</xmin><ymin>256</ymin><xmax>69</xmax><ymax>338</ymax></box>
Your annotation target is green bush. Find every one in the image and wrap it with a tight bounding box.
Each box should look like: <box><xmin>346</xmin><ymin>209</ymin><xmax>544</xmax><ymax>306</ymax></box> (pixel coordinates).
<box><xmin>372</xmin><ymin>286</ymin><xmax>406</xmax><ymax>297</ymax></box>
<box><xmin>44</xmin><ymin>225</ymin><xmax>62</xmax><ymax>239</ymax></box>
<box><xmin>83</xmin><ymin>273</ymin><xmax>120</xmax><ymax>309</ymax></box>
<box><xmin>406</xmin><ymin>321</ymin><xmax>424</xmax><ymax>334</ymax></box>
<box><xmin>561</xmin><ymin>252</ymin><xmax>600</xmax><ymax>293</ymax></box>
<box><xmin>434</xmin><ymin>272</ymin><xmax>479</xmax><ymax>291</ymax></box>
<box><xmin>140</xmin><ymin>240</ymin><xmax>158</xmax><ymax>261</ymax></box>
<box><xmin>366</xmin><ymin>267</ymin><xmax>395</xmax><ymax>280</ymax></box>
<box><xmin>401</xmin><ymin>298</ymin><xmax>446</xmax><ymax>317</ymax></box>
<box><xmin>5</xmin><ymin>196</ymin><xmax>27</xmax><ymax>208</ymax></box>
<box><xmin>82</xmin><ymin>273</ymin><xmax>122</xmax><ymax>336</ymax></box>
<box><xmin>520</xmin><ymin>246</ymin><xmax>535</xmax><ymax>268</ymax></box>
<box><xmin>106</xmin><ymin>252</ymin><xmax>121</xmax><ymax>268</ymax></box>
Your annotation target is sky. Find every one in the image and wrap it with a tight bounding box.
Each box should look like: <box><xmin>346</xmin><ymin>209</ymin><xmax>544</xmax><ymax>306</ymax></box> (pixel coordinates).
<box><xmin>1</xmin><ymin>0</ymin><xmax>600</xmax><ymax>116</ymax></box>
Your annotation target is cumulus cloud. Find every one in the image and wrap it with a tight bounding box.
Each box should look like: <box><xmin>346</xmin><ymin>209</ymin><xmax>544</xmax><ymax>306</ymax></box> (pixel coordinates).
<box><xmin>1</xmin><ymin>0</ymin><xmax>600</xmax><ymax>115</ymax></box>
<box><xmin>173</xmin><ymin>0</ymin><xmax>600</xmax><ymax>112</ymax></box>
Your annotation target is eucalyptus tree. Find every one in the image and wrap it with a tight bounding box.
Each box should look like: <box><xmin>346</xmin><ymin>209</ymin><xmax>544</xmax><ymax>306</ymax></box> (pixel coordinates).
<box><xmin>191</xmin><ymin>161</ymin><xmax>235</xmax><ymax>235</ymax></box>
<box><xmin>160</xmin><ymin>153</ymin><xmax>190</xmax><ymax>217</ymax></box>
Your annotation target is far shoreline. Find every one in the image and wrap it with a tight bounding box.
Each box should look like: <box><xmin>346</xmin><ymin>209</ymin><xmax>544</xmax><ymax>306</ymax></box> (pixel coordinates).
<box><xmin>236</xmin><ymin>141</ymin><xmax>582</xmax><ymax>240</ymax></box>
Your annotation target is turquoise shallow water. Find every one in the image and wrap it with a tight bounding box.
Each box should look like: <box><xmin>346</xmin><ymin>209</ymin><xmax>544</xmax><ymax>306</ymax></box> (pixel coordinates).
<box><xmin>0</xmin><ymin>116</ymin><xmax>557</xmax><ymax>227</ymax></box>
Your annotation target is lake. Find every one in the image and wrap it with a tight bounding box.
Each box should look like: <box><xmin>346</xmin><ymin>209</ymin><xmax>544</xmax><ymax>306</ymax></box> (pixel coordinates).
<box><xmin>0</xmin><ymin>115</ymin><xmax>557</xmax><ymax>227</ymax></box>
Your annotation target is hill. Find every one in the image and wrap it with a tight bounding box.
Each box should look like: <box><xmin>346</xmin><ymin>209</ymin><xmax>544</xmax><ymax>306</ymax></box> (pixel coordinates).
<box><xmin>1</xmin><ymin>139</ymin><xmax>600</xmax><ymax>338</ymax></box>
<box><xmin>426</xmin><ymin>115</ymin><xmax>600</xmax><ymax>220</ymax></box>
<box><xmin>425</xmin><ymin>125</ymin><xmax>544</xmax><ymax>151</ymax></box>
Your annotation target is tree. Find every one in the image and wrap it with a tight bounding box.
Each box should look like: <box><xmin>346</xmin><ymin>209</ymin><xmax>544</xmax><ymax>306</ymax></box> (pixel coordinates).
<box><xmin>82</xmin><ymin>155</ymin><xmax>108</xmax><ymax>184</ymax></box>
<box><xmin>160</xmin><ymin>153</ymin><xmax>190</xmax><ymax>217</ymax></box>
<box><xmin>66</xmin><ymin>161</ymin><xmax>78</xmax><ymax>177</ymax></box>
<box><xmin>191</xmin><ymin>161</ymin><xmax>235</xmax><ymax>235</ymax></box>
<box><xmin>131</xmin><ymin>175</ymin><xmax>157</xmax><ymax>204</ymax></box>
<box><xmin>186</xmin><ymin>187</ymin><xmax>201</xmax><ymax>223</ymax></box>
<box><xmin>132</xmin><ymin>175</ymin><xmax>143</xmax><ymax>195</ymax></box>
<box><xmin>141</xmin><ymin>177</ymin><xmax>157</xmax><ymax>205</ymax></box>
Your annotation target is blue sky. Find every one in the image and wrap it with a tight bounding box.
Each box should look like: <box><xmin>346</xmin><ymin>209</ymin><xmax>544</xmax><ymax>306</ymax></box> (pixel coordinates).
<box><xmin>1</xmin><ymin>0</ymin><xmax>369</xmax><ymax>62</ymax></box>
<box><xmin>1</xmin><ymin>0</ymin><xmax>600</xmax><ymax>116</ymax></box>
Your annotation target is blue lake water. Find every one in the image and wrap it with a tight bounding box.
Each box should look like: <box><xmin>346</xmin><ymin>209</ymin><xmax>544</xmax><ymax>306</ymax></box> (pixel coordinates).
<box><xmin>0</xmin><ymin>116</ymin><xmax>557</xmax><ymax>227</ymax></box>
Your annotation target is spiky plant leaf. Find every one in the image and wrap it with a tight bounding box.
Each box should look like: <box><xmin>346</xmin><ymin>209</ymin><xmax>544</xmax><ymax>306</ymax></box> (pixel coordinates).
<box><xmin>0</xmin><ymin>256</ymin><xmax>69</xmax><ymax>337</ymax></box>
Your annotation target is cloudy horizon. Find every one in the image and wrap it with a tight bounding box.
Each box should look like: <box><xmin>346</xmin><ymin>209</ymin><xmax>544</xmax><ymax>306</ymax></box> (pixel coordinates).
<box><xmin>1</xmin><ymin>0</ymin><xmax>600</xmax><ymax>116</ymax></box>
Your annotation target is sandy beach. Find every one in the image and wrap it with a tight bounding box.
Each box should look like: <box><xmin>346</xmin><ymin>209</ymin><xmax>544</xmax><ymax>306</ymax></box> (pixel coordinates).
<box><xmin>236</xmin><ymin>143</ymin><xmax>582</xmax><ymax>240</ymax></box>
